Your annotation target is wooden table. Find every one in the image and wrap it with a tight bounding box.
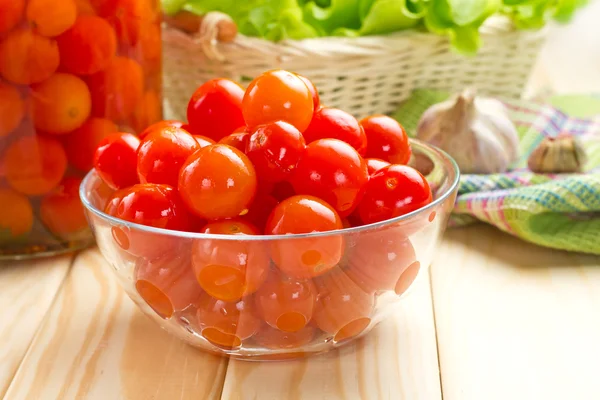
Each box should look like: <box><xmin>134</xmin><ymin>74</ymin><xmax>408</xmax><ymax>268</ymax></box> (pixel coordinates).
<box><xmin>2</xmin><ymin>5</ymin><xmax>600</xmax><ymax>399</ymax></box>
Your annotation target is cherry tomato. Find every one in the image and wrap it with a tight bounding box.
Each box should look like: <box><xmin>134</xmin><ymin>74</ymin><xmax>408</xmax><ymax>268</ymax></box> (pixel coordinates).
<box><xmin>345</xmin><ymin>231</ymin><xmax>417</xmax><ymax>294</ymax></box>
<box><xmin>362</xmin><ymin>115</ymin><xmax>411</xmax><ymax>164</ymax></box>
<box><xmin>366</xmin><ymin>158</ymin><xmax>390</xmax><ymax>176</ymax></box>
<box><xmin>358</xmin><ymin>164</ymin><xmax>432</xmax><ymax>225</ymax></box>
<box><xmin>255</xmin><ymin>269</ymin><xmax>316</xmax><ymax>332</ymax></box>
<box><xmin>94</xmin><ymin>132</ymin><xmax>140</xmax><ymax>190</ymax></box>
<box><xmin>243</xmin><ymin>192</ymin><xmax>279</xmax><ymax>232</ymax></box>
<box><xmin>135</xmin><ymin>254</ymin><xmax>203</xmax><ymax>319</ymax></box>
<box><xmin>303</xmin><ymin>108</ymin><xmax>367</xmax><ymax>155</ymax></box>
<box><xmin>242</xmin><ymin>70</ymin><xmax>314</xmax><ymax>132</ymax></box>
<box><xmin>108</xmin><ymin>184</ymin><xmax>194</xmax><ymax>258</ymax></box>
<box><xmin>110</xmin><ymin>183</ymin><xmax>193</xmax><ymax>231</ymax></box>
<box><xmin>178</xmin><ymin>144</ymin><xmax>257</xmax><ymax>220</ymax></box>
<box><xmin>265</xmin><ymin>195</ymin><xmax>344</xmax><ymax>279</ymax></box>
<box><xmin>39</xmin><ymin>177</ymin><xmax>88</xmax><ymax>238</ymax></box>
<box><xmin>186</xmin><ymin>78</ymin><xmax>245</xmax><ymax>141</ymax></box>
<box><xmin>137</xmin><ymin>126</ymin><xmax>199</xmax><ymax>187</ymax></box>
<box><xmin>194</xmin><ymin>135</ymin><xmax>216</xmax><ymax>148</ymax></box>
<box><xmin>395</xmin><ymin>260</ymin><xmax>421</xmax><ymax>296</ymax></box>
<box><xmin>292</xmin><ymin>139</ymin><xmax>369</xmax><ymax>218</ymax></box>
<box><xmin>195</xmin><ymin>293</ymin><xmax>260</xmax><ymax>349</ymax></box>
<box><xmin>218</xmin><ymin>129</ymin><xmax>250</xmax><ymax>152</ymax></box>
<box><xmin>297</xmin><ymin>74</ymin><xmax>320</xmax><ymax>110</ymax></box>
<box><xmin>192</xmin><ymin>219</ymin><xmax>269</xmax><ymax>302</ymax></box>
<box><xmin>138</xmin><ymin>120</ymin><xmax>184</xmax><ymax>139</ymax></box>
<box><xmin>254</xmin><ymin>324</ymin><xmax>316</xmax><ymax>350</ymax></box>
<box><xmin>313</xmin><ymin>267</ymin><xmax>374</xmax><ymax>342</ymax></box>
<box><xmin>246</xmin><ymin>121</ymin><xmax>306</xmax><ymax>183</ymax></box>
<box><xmin>104</xmin><ymin>188</ymin><xmax>127</xmax><ymax>215</ymax></box>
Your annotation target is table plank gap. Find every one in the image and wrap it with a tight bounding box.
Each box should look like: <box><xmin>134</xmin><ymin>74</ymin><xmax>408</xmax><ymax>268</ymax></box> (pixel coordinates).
<box><xmin>0</xmin><ymin>254</ymin><xmax>74</xmax><ymax>399</ymax></box>
<box><xmin>430</xmin><ymin>225</ymin><xmax>600</xmax><ymax>400</ymax></box>
<box><xmin>4</xmin><ymin>247</ymin><xmax>229</xmax><ymax>400</ymax></box>
<box><xmin>219</xmin><ymin>274</ymin><xmax>442</xmax><ymax>400</ymax></box>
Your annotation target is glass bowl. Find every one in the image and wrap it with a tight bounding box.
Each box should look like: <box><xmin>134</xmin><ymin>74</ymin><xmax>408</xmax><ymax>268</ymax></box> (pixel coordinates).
<box><xmin>80</xmin><ymin>139</ymin><xmax>459</xmax><ymax>361</ymax></box>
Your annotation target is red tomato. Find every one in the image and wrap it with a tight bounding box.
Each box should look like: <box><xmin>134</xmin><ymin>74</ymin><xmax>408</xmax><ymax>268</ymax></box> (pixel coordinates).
<box><xmin>137</xmin><ymin>126</ymin><xmax>200</xmax><ymax>187</ymax></box>
<box><xmin>218</xmin><ymin>129</ymin><xmax>250</xmax><ymax>152</ymax></box>
<box><xmin>246</xmin><ymin>121</ymin><xmax>306</xmax><ymax>183</ymax></box>
<box><xmin>110</xmin><ymin>183</ymin><xmax>193</xmax><ymax>231</ymax></box>
<box><xmin>366</xmin><ymin>158</ymin><xmax>390</xmax><ymax>176</ymax></box>
<box><xmin>193</xmin><ymin>135</ymin><xmax>216</xmax><ymax>148</ymax></box>
<box><xmin>108</xmin><ymin>184</ymin><xmax>194</xmax><ymax>258</ymax></box>
<box><xmin>361</xmin><ymin>115</ymin><xmax>411</xmax><ymax>164</ymax></box>
<box><xmin>255</xmin><ymin>269</ymin><xmax>316</xmax><ymax>332</ymax></box>
<box><xmin>135</xmin><ymin>254</ymin><xmax>203</xmax><ymax>319</ymax></box>
<box><xmin>186</xmin><ymin>78</ymin><xmax>245</xmax><ymax>141</ymax></box>
<box><xmin>297</xmin><ymin>74</ymin><xmax>320</xmax><ymax>110</ymax></box>
<box><xmin>242</xmin><ymin>70</ymin><xmax>314</xmax><ymax>132</ymax></box>
<box><xmin>178</xmin><ymin>144</ymin><xmax>257</xmax><ymax>220</ymax></box>
<box><xmin>265</xmin><ymin>195</ymin><xmax>344</xmax><ymax>279</ymax></box>
<box><xmin>104</xmin><ymin>188</ymin><xmax>127</xmax><ymax>215</ymax></box>
<box><xmin>292</xmin><ymin>139</ymin><xmax>369</xmax><ymax>218</ymax></box>
<box><xmin>345</xmin><ymin>232</ymin><xmax>417</xmax><ymax>294</ymax></box>
<box><xmin>357</xmin><ymin>164</ymin><xmax>432</xmax><ymax>225</ymax></box>
<box><xmin>192</xmin><ymin>219</ymin><xmax>269</xmax><ymax>302</ymax></box>
<box><xmin>303</xmin><ymin>108</ymin><xmax>367</xmax><ymax>155</ymax></box>
<box><xmin>138</xmin><ymin>120</ymin><xmax>184</xmax><ymax>139</ymax></box>
<box><xmin>94</xmin><ymin>132</ymin><xmax>140</xmax><ymax>189</ymax></box>
<box><xmin>195</xmin><ymin>293</ymin><xmax>260</xmax><ymax>348</ymax></box>
<box><xmin>253</xmin><ymin>324</ymin><xmax>316</xmax><ymax>350</ymax></box>
<box><xmin>313</xmin><ymin>268</ymin><xmax>374</xmax><ymax>342</ymax></box>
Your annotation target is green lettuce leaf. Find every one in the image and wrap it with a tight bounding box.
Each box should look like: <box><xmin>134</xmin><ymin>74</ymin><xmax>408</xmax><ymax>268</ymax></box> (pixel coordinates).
<box><xmin>359</xmin><ymin>0</ymin><xmax>423</xmax><ymax>35</ymax></box>
<box><xmin>300</xmin><ymin>0</ymin><xmax>362</xmax><ymax>33</ymax></box>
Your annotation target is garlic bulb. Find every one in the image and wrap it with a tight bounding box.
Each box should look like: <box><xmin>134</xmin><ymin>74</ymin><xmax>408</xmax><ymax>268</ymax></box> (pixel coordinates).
<box><xmin>528</xmin><ymin>134</ymin><xmax>587</xmax><ymax>173</ymax></box>
<box><xmin>416</xmin><ymin>89</ymin><xmax>520</xmax><ymax>174</ymax></box>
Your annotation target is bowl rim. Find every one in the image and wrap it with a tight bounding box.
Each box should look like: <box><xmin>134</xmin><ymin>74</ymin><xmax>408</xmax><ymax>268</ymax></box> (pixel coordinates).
<box><xmin>80</xmin><ymin>139</ymin><xmax>460</xmax><ymax>242</ymax></box>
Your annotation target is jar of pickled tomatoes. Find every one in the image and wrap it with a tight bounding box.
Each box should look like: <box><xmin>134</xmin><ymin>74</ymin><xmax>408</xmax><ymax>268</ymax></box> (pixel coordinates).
<box><xmin>0</xmin><ymin>0</ymin><xmax>163</xmax><ymax>259</ymax></box>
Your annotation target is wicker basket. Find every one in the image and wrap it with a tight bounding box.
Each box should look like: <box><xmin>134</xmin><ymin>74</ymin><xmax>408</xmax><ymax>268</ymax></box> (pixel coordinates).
<box><xmin>163</xmin><ymin>13</ymin><xmax>547</xmax><ymax>121</ymax></box>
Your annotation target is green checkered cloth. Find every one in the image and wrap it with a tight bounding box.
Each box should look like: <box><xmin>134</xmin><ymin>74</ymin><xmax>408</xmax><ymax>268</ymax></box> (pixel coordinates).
<box><xmin>393</xmin><ymin>90</ymin><xmax>600</xmax><ymax>255</ymax></box>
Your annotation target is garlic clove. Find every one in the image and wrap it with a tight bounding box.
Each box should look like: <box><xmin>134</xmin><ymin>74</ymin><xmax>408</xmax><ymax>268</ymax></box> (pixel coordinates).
<box><xmin>416</xmin><ymin>89</ymin><xmax>520</xmax><ymax>174</ymax></box>
<box><xmin>528</xmin><ymin>134</ymin><xmax>587</xmax><ymax>174</ymax></box>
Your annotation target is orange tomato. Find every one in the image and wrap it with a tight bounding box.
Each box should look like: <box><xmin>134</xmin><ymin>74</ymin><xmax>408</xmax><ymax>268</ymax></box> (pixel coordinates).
<box><xmin>32</xmin><ymin>73</ymin><xmax>92</xmax><ymax>134</ymax></box>
<box><xmin>0</xmin><ymin>0</ymin><xmax>25</xmax><ymax>35</ymax></box>
<box><xmin>254</xmin><ymin>269</ymin><xmax>316</xmax><ymax>332</ymax></box>
<box><xmin>0</xmin><ymin>83</ymin><xmax>25</xmax><ymax>138</ymax></box>
<box><xmin>57</xmin><ymin>16</ymin><xmax>117</xmax><ymax>75</ymax></box>
<box><xmin>99</xmin><ymin>0</ymin><xmax>159</xmax><ymax>46</ymax></box>
<box><xmin>0</xmin><ymin>29</ymin><xmax>60</xmax><ymax>85</ymax></box>
<box><xmin>4</xmin><ymin>135</ymin><xmax>67</xmax><ymax>195</ymax></box>
<box><xmin>195</xmin><ymin>293</ymin><xmax>260</xmax><ymax>349</ymax></box>
<box><xmin>88</xmin><ymin>56</ymin><xmax>144</xmax><ymax>121</ymax></box>
<box><xmin>132</xmin><ymin>91</ymin><xmax>162</xmax><ymax>133</ymax></box>
<box><xmin>39</xmin><ymin>177</ymin><xmax>89</xmax><ymax>238</ymax></box>
<box><xmin>344</xmin><ymin>232</ymin><xmax>418</xmax><ymax>294</ymax></box>
<box><xmin>0</xmin><ymin>187</ymin><xmax>34</xmax><ymax>239</ymax></box>
<box><xmin>313</xmin><ymin>268</ymin><xmax>374</xmax><ymax>342</ymax></box>
<box><xmin>192</xmin><ymin>219</ymin><xmax>269</xmax><ymax>302</ymax></box>
<box><xmin>135</xmin><ymin>22</ymin><xmax>161</xmax><ymax>72</ymax></box>
<box><xmin>27</xmin><ymin>0</ymin><xmax>77</xmax><ymax>37</ymax></box>
<box><xmin>65</xmin><ymin>118</ymin><xmax>118</xmax><ymax>172</ymax></box>
<box><xmin>135</xmin><ymin>254</ymin><xmax>203</xmax><ymax>319</ymax></box>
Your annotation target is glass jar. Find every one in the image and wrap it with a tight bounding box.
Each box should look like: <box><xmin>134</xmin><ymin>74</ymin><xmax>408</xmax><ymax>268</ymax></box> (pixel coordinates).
<box><xmin>0</xmin><ymin>0</ymin><xmax>163</xmax><ymax>259</ymax></box>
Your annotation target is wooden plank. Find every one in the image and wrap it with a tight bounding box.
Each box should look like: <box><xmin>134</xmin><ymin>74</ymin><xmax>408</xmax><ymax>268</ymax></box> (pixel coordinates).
<box><xmin>0</xmin><ymin>255</ymin><xmax>72</xmax><ymax>398</ymax></box>
<box><xmin>431</xmin><ymin>225</ymin><xmax>600</xmax><ymax>400</ymax></box>
<box><xmin>220</xmin><ymin>275</ymin><xmax>442</xmax><ymax>400</ymax></box>
<box><xmin>4</xmin><ymin>248</ymin><xmax>228</xmax><ymax>400</ymax></box>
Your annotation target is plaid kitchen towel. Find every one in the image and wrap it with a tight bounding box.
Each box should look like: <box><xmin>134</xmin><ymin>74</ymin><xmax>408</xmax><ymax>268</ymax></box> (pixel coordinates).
<box><xmin>393</xmin><ymin>90</ymin><xmax>600</xmax><ymax>255</ymax></box>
